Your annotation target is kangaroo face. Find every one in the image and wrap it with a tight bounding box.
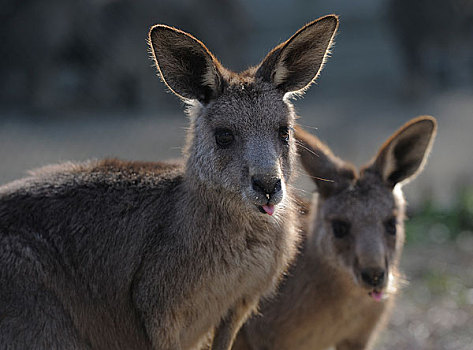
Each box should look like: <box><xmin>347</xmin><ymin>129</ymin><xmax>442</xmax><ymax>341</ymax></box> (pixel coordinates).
<box><xmin>148</xmin><ymin>16</ymin><xmax>339</xmax><ymax>216</ymax></box>
<box><xmin>316</xmin><ymin>173</ymin><xmax>403</xmax><ymax>300</ymax></box>
<box><xmin>190</xmin><ymin>84</ymin><xmax>296</xmax><ymax>215</ymax></box>
<box><xmin>297</xmin><ymin>116</ymin><xmax>437</xmax><ymax>301</ymax></box>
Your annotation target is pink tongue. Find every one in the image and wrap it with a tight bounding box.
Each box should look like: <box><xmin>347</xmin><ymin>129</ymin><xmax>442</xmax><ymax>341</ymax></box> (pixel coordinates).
<box><xmin>370</xmin><ymin>291</ymin><xmax>383</xmax><ymax>302</ymax></box>
<box><xmin>262</xmin><ymin>204</ymin><xmax>275</xmax><ymax>216</ymax></box>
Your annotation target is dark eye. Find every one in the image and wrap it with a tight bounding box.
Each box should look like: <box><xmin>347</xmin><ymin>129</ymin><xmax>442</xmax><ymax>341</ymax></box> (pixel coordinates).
<box><xmin>385</xmin><ymin>217</ymin><xmax>397</xmax><ymax>236</ymax></box>
<box><xmin>331</xmin><ymin>220</ymin><xmax>350</xmax><ymax>238</ymax></box>
<box><xmin>279</xmin><ymin>126</ymin><xmax>290</xmax><ymax>143</ymax></box>
<box><xmin>215</xmin><ymin>128</ymin><xmax>234</xmax><ymax>148</ymax></box>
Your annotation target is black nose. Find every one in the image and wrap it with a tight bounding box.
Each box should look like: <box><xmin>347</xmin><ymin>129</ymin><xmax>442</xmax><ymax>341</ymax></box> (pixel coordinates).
<box><xmin>251</xmin><ymin>176</ymin><xmax>282</xmax><ymax>198</ymax></box>
<box><xmin>360</xmin><ymin>268</ymin><xmax>385</xmax><ymax>288</ymax></box>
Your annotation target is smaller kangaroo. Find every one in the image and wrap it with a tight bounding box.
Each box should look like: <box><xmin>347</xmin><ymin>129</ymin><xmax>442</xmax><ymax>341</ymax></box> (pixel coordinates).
<box><xmin>233</xmin><ymin>116</ymin><xmax>437</xmax><ymax>350</ymax></box>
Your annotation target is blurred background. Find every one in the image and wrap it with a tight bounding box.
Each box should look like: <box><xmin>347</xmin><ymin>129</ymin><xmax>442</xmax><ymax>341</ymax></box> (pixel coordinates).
<box><xmin>1</xmin><ymin>0</ymin><xmax>472</xmax><ymax>348</ymax></box>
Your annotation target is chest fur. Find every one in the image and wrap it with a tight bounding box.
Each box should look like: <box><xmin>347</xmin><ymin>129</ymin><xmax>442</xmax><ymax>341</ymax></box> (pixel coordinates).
<box><xmin>181</xmin><ymin>211</ymin><xmax>298</xmax><ymax>348</ymax></box>
<box><xmin>276</xmin><ymin>285</ymin><xmax>386</xmax><ymax>350</ymax></box>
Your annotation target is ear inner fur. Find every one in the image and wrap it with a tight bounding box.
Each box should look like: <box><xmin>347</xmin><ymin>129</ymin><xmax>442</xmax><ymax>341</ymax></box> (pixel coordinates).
<box><xmin>256</xmin><ymin>15</ymin><xmax>339</xmax><ymax>95</ymax></box>
<box><xmin>363</xmin><ymin>115</ymin><xmax>437</xmax><ymax>188</ymax></box>
<box><xmin>148</xmin><ymin>24</ymin><xmax>224</xmax><ymax>103</ymax></box>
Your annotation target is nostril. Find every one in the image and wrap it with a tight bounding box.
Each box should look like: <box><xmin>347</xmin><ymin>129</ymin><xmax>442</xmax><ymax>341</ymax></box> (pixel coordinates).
<box><xmin>361</xmin><ymin>271</ymin><xmax>371</xmax><ymax>285</ymax></box>
<box><xmin>252</xmin><ymin>177</ymin><xmax>265</xmax><ymax>194</ymax></box>
<box><xmin>273</xmin><ymin>179</ymin><xmax>282</xmax><ymax>193</ymax></box>
<box><xmin>361</xmin><ymin>268</ymin><xmax>385</xmax><ymax>287</ymax></box>
<box><xmin>373</xmin><ymin>271</ymin><xmax>385</xmax><ymax>286</ymax></box>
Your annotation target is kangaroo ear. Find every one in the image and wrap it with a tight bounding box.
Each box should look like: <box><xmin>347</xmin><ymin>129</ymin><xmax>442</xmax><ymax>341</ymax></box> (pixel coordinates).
<box><xmin>296</xmin><ymin>125</ymin><xmax>355</xmax><ymax>198</ymax></box>
<box><xmin>256</xmin><ymin>15</ymin><xmax>338</xmax><ymax>95</ymax></box>
<box><xmin>367</xmin><ymin>116</ymin><xmax>437</xmax><ymax>188</ymax></box>
<box><xmin>149</xmin><ymin>25</ymin><xmax>223</xmax><ymax>103</ymax></box>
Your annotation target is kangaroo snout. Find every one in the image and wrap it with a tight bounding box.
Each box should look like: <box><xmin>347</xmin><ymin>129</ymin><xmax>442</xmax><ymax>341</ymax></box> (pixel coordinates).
<box><xmin>360</xmin><ymin>267</ymin><xmax>385</xmax><ymax>288</ymax></box>
<box><xmin>251</xmin><ymin>175</ymin><xmax>282</xmax><ymax>199</ymax></box>
<box><xmin>249</xmin><ymin>172</ymin><xmax>284</xmax><ymax>216</ymax></box>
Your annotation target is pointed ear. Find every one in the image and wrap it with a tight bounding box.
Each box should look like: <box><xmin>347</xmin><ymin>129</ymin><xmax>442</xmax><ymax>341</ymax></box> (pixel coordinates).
<box><xmin>367</xmin><ymin>116</ymin><xmax>437</xmax><ymax>188</ymax></box>
<box><xmin>256</xmin><ymin>15</ymin><xmax>338</xmax><ymax>95</ymax></box>
<box><xmin>148</xmin><ymin>25</ymin><xmax>224</xmax><ymax>103</ymax></box>
<box><xmin>296</xmin><ymin>125</ymin><xmax>356</xmax><ymax>198</ymax></box>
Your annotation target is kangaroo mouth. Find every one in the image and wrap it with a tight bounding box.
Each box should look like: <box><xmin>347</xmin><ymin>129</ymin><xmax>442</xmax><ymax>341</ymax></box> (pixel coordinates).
<box><xmin>368</xmin><ymin>289</ymin><xmax>384</xmax><ymax>302</ymax></box>
<box><xmin>257</xmin><ymin>203</ymin><xmax>275</xmax><ymax>216</ymax></box>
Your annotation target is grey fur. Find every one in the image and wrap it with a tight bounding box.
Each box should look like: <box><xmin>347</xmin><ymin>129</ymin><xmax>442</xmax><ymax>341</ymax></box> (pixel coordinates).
<box><xmin>233</xmin><ymin>116</ymin><xmax>437</xmax><ymax>350</ymax></box>
<box><xmin>0</xmin><ymin>15</ymin><xmax>338</xmax><ymax>350</ymax></box>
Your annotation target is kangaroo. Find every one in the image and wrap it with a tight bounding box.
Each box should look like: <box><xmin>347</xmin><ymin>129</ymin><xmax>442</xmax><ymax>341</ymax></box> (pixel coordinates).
<box><xmin>0</xmin><ymin>16</ymin><xmax>339</xmax><ymax>350</ymax></box>
<box><xmin>233</xmin><ymin>116</ymin><xmax>437</xmax><ymax>350</ymax></box>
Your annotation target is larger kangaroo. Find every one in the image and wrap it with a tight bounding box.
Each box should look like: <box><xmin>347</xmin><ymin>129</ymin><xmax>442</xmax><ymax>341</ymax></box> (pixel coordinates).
<box><xmin>234</xmin><ymin>116</ymin><xmax>437</xmax><ymax>350</ymax></box>
<box><xmin>0</xmin><ymin>16</ymin><xmax>338</xmax><ymax>350</ymax></box>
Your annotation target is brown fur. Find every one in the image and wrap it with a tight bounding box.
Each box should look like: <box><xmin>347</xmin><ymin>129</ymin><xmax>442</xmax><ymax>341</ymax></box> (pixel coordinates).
<box><xmin>0</xmin><ymin>16</ymin><xmax>338</xmax><ymax>350</ymax></box>
<box><xmin>234</xmin><ymin>116</ymin><xmax>437</xmax><ymax>350</ymax></box>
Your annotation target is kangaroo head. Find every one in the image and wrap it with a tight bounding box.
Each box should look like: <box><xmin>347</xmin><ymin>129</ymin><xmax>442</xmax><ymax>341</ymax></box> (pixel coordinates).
<box><xmin>297</xmin><ymin>116</ymin><xmax>437</xmax><ymax>300</ymax></box>
<box><xmin>148</xmin><ymin>16</ymin><xmax>338</xmax><ymax>216</ymax></box>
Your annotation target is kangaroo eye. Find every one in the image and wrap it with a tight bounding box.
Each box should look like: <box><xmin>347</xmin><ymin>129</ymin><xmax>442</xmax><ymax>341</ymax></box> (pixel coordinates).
<box><xmin>385</xmin><ymin>217</ymin><xmax>397</xmax><ymax>236</ymax></box>
<box><xmin>215</xmin><ymin>128</ymin><xmax>234</xmax><ymax>148</ymax></box>
<box><xmin>279</xmin><ymin>126</ymin><xmax>290</xmax><ymax>143</ymax></box>
<box><xmin>331</xmin><ymin>220</ymin><xmax>350</xmax><ymax>238</ymax></box>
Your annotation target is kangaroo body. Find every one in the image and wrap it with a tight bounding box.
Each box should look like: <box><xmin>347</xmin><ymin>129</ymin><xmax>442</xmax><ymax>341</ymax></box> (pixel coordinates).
<box><xmin>0</xmin><ymin>16</ymin><xmax>339</xmax><ymax>350</ymax></box>
<box><xmin>0</xmin><ymin>159</ymin><xmax>295</xmax><ymax>349</ymax></box>
<box><xmin>234</xmin><ymin>116</ymin><xmax>437</xmax><ymax>350</ymax></box>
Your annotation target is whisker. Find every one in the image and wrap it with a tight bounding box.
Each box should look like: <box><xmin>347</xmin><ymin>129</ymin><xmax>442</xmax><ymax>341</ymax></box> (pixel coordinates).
<box><xmin>287</xmin><ymin>184</ymin><xmax>311</xmax><ymax>195</ymax></box>
<box><xmin>302</xmin><ymin>174</ymin><xmax>335</xmax><ymax>183</ymax></box>
<box><xmin>296</xmin><ymin>122</ymin><xmax>319</xmax><ymax>131</ymax></box>
<box><xmin>295</xmin><ymin>141</ymin><xmax>320</xmax><ymax>158</ymax></box>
